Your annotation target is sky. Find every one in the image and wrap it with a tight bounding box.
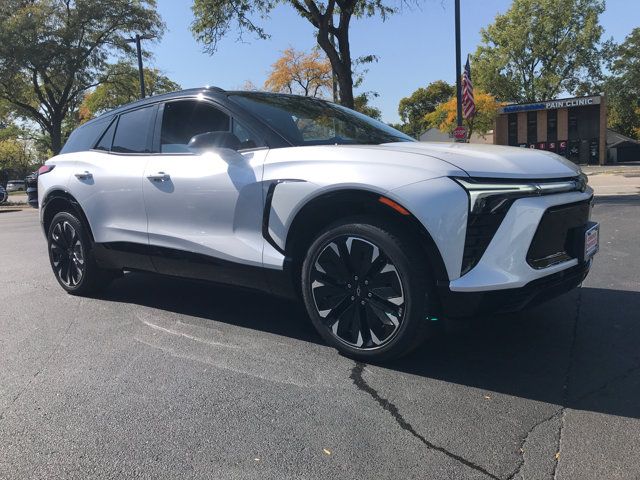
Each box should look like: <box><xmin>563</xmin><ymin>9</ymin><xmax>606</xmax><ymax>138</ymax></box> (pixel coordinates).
<box><xmin>148</xmin><ymin>0</ymin><xmax>640</xmax><ymax>124</ymax></box>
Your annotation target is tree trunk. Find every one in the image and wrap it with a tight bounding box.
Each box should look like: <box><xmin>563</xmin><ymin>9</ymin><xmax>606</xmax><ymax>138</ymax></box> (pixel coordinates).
<box><xmin>315</xmin><ymin>13</ymin><xmax>355</xmax><ymax>109</ymax></box>
<box><xmin>335</xmin><ymin>12</ymin><xmax>354</xmax><ymax>108</ymax></box>
<box><xmin>49</xmin><ymin>115</ymin><xmax>63</xmax><ymax>155</ymax></box>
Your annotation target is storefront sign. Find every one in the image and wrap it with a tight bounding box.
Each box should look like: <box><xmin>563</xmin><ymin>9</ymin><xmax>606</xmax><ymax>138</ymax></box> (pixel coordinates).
<box><xmin>500</xmin><ymin>96</ymin><xmax>601</xmax><ymax>114</ymax></box>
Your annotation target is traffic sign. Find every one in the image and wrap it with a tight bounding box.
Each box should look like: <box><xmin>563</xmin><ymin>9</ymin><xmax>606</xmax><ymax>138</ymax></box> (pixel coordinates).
<box><xmin>453</xmin><ymin>125</ymin><xmax>468</xmax><ymax>141</ymax></box>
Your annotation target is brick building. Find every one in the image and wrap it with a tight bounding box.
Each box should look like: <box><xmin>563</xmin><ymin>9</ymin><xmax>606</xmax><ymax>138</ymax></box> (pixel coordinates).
<box><xmin>494</xmin><ymin>95</ymin><xmax>607</xmax><ymax>165</ymax></box>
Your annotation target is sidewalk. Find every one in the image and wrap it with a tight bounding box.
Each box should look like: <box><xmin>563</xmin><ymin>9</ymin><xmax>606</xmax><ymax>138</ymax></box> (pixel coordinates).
<box><xmin>585</xmin><ymin>168</ymin><xmax>640</xmax><ymax>196</ymax></box>
<box><xmin>581</xmin><ymin>161</ymin><xmax>640</xmax><ymax>177</ymax></box>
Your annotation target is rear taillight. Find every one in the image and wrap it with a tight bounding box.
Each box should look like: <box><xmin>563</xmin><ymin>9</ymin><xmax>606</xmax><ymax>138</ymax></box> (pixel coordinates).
<box><xmin>38</xmin><ymin>165</ymin><xmax>55</xmax><ymax>175</ymax></box>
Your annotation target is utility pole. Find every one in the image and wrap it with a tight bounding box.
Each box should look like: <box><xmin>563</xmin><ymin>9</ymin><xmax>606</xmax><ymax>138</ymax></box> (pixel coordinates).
<box><xmin>455</xmin><ymin>0</ymin><xmax>463</xmax><ymax>127</ymax></box>
<box><xmin>125</xmin><ymin>34</ymin><xmax>155</xmax><ymax>99</ymax></box>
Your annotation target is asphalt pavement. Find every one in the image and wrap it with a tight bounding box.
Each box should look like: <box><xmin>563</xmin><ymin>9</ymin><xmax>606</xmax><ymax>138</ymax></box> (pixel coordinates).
<box><xmin>1</xmin><ymin>198</ymin><xmax>639</xmax><ymax>479</ymax></box>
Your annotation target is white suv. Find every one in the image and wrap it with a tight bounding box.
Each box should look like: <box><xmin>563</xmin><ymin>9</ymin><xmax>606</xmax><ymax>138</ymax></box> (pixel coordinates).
<box><xmin>37</xmin><ymin>88</ymin><xmax>598</xmax><ymax>360</ymax></box>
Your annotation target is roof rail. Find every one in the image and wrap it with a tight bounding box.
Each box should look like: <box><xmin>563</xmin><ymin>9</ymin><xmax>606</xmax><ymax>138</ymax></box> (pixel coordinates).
<box><xmin>204</xmin><ymin>85</ymin><xmax>226</xmax><ymax>93</ymax></box>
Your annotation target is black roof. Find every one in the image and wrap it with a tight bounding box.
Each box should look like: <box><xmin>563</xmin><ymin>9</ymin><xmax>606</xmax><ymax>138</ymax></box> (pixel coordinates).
<box><xmin>80</xmin><ymin>87</ymin><xmax>338</xmax><ymax>130</ymax></box>
<box><xmin>83</xmin><ymin>86</ymin><xmax>228</xmax><ymax>127</ymax></box>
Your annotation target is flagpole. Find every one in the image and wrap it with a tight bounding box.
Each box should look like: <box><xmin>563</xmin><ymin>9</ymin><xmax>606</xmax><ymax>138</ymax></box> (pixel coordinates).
<box><xmin>455</xmin><ymin>0</ymin><xmax>463</xmax><ymax>128</ymax></box>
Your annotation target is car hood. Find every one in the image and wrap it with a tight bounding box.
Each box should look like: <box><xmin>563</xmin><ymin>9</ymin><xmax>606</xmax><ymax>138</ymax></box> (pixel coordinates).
<box><xmin>382</xmin><ymin>142</ymin><xmax>582</xmax><ymax>179</ymax></box>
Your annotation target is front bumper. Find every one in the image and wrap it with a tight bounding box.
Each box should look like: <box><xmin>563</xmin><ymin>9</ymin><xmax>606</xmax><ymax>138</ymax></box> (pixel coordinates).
<box><xmin>449</xmin><ymin>188</ymin><xmax>594</xmax><ymax>292</ymax></box>
<box><xmin>439</xmin><ymin>260</ymin><xmax>591</xmax><ymax>317</ymax></box>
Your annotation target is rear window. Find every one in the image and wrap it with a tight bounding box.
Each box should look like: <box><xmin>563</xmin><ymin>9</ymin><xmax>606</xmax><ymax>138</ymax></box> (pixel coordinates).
<box><xmin>112</xmin><ymin>106</ymin><xmax>155</xmax><ymax>153</ymax></box>
<box><xmin>60</xmin><ymin>116</ymin><xmax>113</xmax><ymax>154</ymax></box>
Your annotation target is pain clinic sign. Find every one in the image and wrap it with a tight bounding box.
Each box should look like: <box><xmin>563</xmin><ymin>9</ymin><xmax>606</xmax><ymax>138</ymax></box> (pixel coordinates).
<box><xmin>500</xmin><ymin>96</ymin><xmax>601</xmax><ymax>114</ymax></box>
<box><xmin>544</xmin><ymin>97</ymin><xmax>599</xmax><ymax>109</ymax></box>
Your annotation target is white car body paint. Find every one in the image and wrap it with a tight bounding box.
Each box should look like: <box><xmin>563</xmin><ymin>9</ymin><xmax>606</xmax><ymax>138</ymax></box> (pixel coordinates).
<box><xmin>40</xmin><ymin>140</ymin><xmax>592</xmax><ymax>292</ymax></box>
<box><xmin>142</xmin><ymin>149</ymin><xmax>267</xmax><ymax>267</ymax></box>
<box><xmin>384</xmin><ymin>142</ymin><xmax>582</xmax><ymax>179</ymax></box>
<box><xmin>37</xmin><ymin>89</ymin><xmax>595</xmax><ymax>315</ymax></box>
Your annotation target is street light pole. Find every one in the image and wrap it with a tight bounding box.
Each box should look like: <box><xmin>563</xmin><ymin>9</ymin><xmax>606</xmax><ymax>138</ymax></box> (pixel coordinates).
<box><xmin>455</xmin><ymin>0</ymin><xmax>463</xmax><ymax>127</ymax></box>
<box><xmin>126</xmin><ymin>34</ymin><xmax>155</xmax><ymax>99</ymax></box>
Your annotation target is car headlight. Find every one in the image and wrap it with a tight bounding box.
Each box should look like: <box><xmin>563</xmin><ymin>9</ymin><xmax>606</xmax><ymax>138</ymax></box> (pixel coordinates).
<box><xmin>453</xmin><ymin>175</ymin><xmax>588</xmax><ymax>214</ymax></box>
<box><xmin>452</xmin><ymin>175</ymin><xmax>588</xmax><ymax>275</ymax></box>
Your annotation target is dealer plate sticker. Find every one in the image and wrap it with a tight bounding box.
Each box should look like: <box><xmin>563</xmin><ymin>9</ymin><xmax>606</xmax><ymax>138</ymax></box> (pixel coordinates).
<box><xmin>585</xmin><ymin>223</ymin><xmax>599</xmax><ymax>259</ymax></box>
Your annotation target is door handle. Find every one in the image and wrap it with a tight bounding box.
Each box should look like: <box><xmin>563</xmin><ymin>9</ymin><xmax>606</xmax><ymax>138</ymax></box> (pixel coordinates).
<box><xmin>74</xmin><ymin>171</ymin><xmax>92</xmax><ymax>180</ymax></box>
<box><xmin>147</xmin><ymin>172</ymin><xmax>170</xmax><ymax>182</ymax></box>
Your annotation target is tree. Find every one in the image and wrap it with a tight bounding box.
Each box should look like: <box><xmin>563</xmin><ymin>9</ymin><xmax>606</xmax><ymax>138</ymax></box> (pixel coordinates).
<box><xmin>398</xmin><ymin>80</ymin><xmax>454</xmax><ymax>138</ymax></box>
<box><xmin>353</xmin><ymin>92</ymin><xmax>381</xmax><ymax>120</ymax></box>
<box><xmin>424</xmin><ymin>91</ymin><xmax>502</xmax><ymax>139</ymax></box>
<box><xmin>192</xmin><ymin>0</ymin><xmax>408</xmax><ymax>109</ymax></box>
<box><xmin>605</xmin><ymin>28</ymin><xmax>640</xmax><ymax>140</ymax></box>
<box><xmin>79</xmin><ymin>62</ymin><xmax>180</xmax><ymax>122</ymax></box>
<box><xmin>0</xmin><ymin>135</ymin><xmax>36</xmax><ymax>177</ymax></box>
<box><xmin>265</xmin><ymin>48</ymin><xmax>332</xmax><ymax>98</ymax></box>
<box><xmin>0</xmin><ymin>1</ymin><xmax>164</xmax><ymax>154</ymax></box>
<box><xmin>473</xmin><ymin>0</ymin><xmax>605</xmax><ymax>103</ymax></box>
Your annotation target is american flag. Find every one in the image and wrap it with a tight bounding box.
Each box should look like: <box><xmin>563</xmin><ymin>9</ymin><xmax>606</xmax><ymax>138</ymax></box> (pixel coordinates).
<box><xmin>462</xmin><ymin>55</ymin><xmax>476</xmax><ymax>119</ymax></box>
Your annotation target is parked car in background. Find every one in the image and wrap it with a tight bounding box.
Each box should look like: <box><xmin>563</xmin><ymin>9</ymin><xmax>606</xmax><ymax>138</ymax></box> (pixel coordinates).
<box><xmin>0</xmin><ymin>184</ymin><xmax>7</xmax><ymax>204</ymax></box>
<box><xmin>37</xmin><ymin>88</ymin><xmax>599</xmax><ymax>361</ymax></box>
<box><xmin>6</xmin><ymin>180</ymin><xmax>26</xmax><ymax>192</ymax></box>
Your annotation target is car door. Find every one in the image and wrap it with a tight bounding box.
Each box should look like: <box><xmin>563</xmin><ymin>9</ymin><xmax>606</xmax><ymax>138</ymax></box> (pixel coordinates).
<box><xmin>142</xmin><ymin>98</ymin><xmax>267</xmax><ymax>287</ymax></box>
<box><xmin>70</xmin><ymin>105</ymin><xmax>156</xmax><ymax>259</ymax></box>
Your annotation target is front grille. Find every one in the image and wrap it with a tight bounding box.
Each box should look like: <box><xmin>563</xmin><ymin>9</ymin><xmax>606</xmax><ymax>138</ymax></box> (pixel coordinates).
<box><xmin>527</xmin><ymin>200</ymin><xmax>591</xmax><ymax>269</ymax></box>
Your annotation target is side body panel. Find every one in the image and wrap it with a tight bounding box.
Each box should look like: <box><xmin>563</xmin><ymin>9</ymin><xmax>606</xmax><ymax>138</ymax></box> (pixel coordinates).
<box><xmin>143</xmin><ymin>149</ymin><xmax>267</xmax><ymax>269</ymax></box>
<box><xmin>38</xmin><ymin>151</ymin><xmax>149</xmax><ymax>247</ymax></box>
<box><xmin>261</xmin><ymin>146</ymin><xmax>469</xmax><ymax>280</ymax></box>
<box><xmin>64</xmin><ymin>151</ymin><xmax>150</xmax><ymax>245</ymax></box>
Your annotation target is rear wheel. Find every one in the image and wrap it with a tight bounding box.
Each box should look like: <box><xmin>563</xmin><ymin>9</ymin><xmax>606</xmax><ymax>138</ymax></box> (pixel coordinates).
<box><xmin>301</xmin><ymin>217</ymin><xmax>435</xmax><ymax>361</ymax></box>
<box><xmin>47</xmin><ymin>211</ymin><xmax>116</xmax><ymax>295</ymax></box>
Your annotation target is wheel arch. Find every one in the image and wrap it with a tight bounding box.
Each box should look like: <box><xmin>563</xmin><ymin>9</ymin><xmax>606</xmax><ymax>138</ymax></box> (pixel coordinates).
<box><xmin>42</xmin><ymin>190</ymin><xmax>95</xmax><ymax>242</ymax></box>
<box><xmin>283</xmin><ymin>188</ymin><xmax>450</xmax><ymax>293</ymax></box>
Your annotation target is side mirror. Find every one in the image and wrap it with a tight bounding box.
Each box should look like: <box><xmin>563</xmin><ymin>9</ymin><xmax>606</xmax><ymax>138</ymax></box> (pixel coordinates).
<box><xmin>188</xmin><ymin>131</ymin><xmax>242</xmax><ymax>153</ymax></box>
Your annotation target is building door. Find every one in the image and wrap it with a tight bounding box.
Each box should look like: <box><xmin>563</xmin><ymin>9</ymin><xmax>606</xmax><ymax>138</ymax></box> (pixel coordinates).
<box><xmin>579</xmin><ymin>140</ymin><xmax>589</xmax><ymax>165</ymax></box>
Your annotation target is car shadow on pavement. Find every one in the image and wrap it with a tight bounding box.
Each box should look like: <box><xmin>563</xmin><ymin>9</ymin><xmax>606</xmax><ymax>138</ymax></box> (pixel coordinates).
<box><xmin>102</xmin><ymin>274</ymin><xmax>640</xmax><ymax>420</ymax></box>
<box><xmin>390</xmin><ymin>286</ymin><xmax>640</xmax><ymax>420</ymax></box>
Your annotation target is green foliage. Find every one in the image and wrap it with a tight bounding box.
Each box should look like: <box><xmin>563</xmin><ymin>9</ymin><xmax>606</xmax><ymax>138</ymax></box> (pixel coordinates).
<box><xmin>605</xmin><ymin>28</ymin><xmax>640</xmax><ymax>140</ymax></box>
<box><xmin>0</xmin><ymin>0</ymin><xmax>164</xmax><ymax>153</ymax></box>
<box><xmin>191</xmin><ymin>0</ymin><xmax>410</xmax><ymax>108</ymax></box>
<box><xmin>398</xmin><ymin>80</ymin><xmax>454</xmax><ymax>138</ymax></box>
<box><xmin>353</xmin><ymin>92</ymin><xmax>382</xmax><ymax>120</ymax></box>
<box><xmin>473</xmin><ymin>0</ymin><xmax>605</xmax><ymax>102</ymax></box>
<box><xmin>80</xmin><ymin>62</ymin><xmax>180</xmax><ymax>121</ymax></box>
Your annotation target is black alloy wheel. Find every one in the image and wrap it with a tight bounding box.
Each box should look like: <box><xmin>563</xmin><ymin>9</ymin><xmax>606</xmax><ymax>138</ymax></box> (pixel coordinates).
<box><xmin>49</xmin><ymin>219</ymin><xmax>85</xmax><ymax>288</ymax></box>
<box><xmin>310</xmin><ymin>236</ymin><xmax>405</xmax><ymax>349</ymax></box>
<box><xmin>47</xmin><ymin>211</ymin><xmax>117</xmax><ymax>295</ymax></box>
<box><xmin>302</xmin><ymin>217</ymin><xmax>434</xmax><ymax>361</ymax></box>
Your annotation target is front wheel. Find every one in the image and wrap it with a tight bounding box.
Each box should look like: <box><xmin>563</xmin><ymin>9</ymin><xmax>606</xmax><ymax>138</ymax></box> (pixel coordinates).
<box><xmin>301</xmin><ymin>217</ymin><xmax>436</xmax><ymax>361</ymax></box>
<box><xmin>47</xmin><ymin>211</ymin><xmax>116</xmax><ymax>295</ymax></box>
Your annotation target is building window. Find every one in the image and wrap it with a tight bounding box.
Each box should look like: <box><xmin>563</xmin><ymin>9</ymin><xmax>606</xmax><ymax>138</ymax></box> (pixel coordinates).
<box><xmin>547</xmin><ymin>109</ymin><xmax>557</xmax><ymax>142</ymax></box>
<box><xmin>527</xmin><ymin>111</ymin><xmax>537</xmax><ymax>144</ymax></box>
<box><xmin>568</xmin><ymin>109</ymin><xmax>578</xmax><ymax>140</ymax></box>
<box><xmin>508</xmin><ymin>113</ymin><xmax>518</xmax><ymax>146</ymax></box>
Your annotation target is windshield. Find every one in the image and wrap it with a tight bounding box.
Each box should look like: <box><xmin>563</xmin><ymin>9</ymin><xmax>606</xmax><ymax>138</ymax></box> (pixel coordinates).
<box><xmin>230</xmin><ymin>92</ymin><xmax>414</xmax><ymax>146</ymax></box>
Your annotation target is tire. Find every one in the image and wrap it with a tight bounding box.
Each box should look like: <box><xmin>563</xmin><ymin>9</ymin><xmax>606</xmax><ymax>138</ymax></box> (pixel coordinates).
<box><xmin>47</xmin><ymin>211</ymin><xmax>116</xmax><ymax>296</ymax></box>
<box><xmin>301</xmin><ymin>216</ymin><xmax>436</xmax><ymax>361</ymax></box>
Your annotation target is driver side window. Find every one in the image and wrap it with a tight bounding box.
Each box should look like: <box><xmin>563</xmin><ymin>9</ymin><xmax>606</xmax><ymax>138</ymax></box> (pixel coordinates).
<box><xmin>159</xmin><ymin>100</ymin><xmax>258</xmax><ymax>153</ymax></box>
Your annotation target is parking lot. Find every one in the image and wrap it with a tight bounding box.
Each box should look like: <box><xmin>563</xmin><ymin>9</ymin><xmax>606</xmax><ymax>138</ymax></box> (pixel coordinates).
<box><xmin>1</xmin><ymin>197</ymin><xmax>639</xmax><ymax>479</ymax></box>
